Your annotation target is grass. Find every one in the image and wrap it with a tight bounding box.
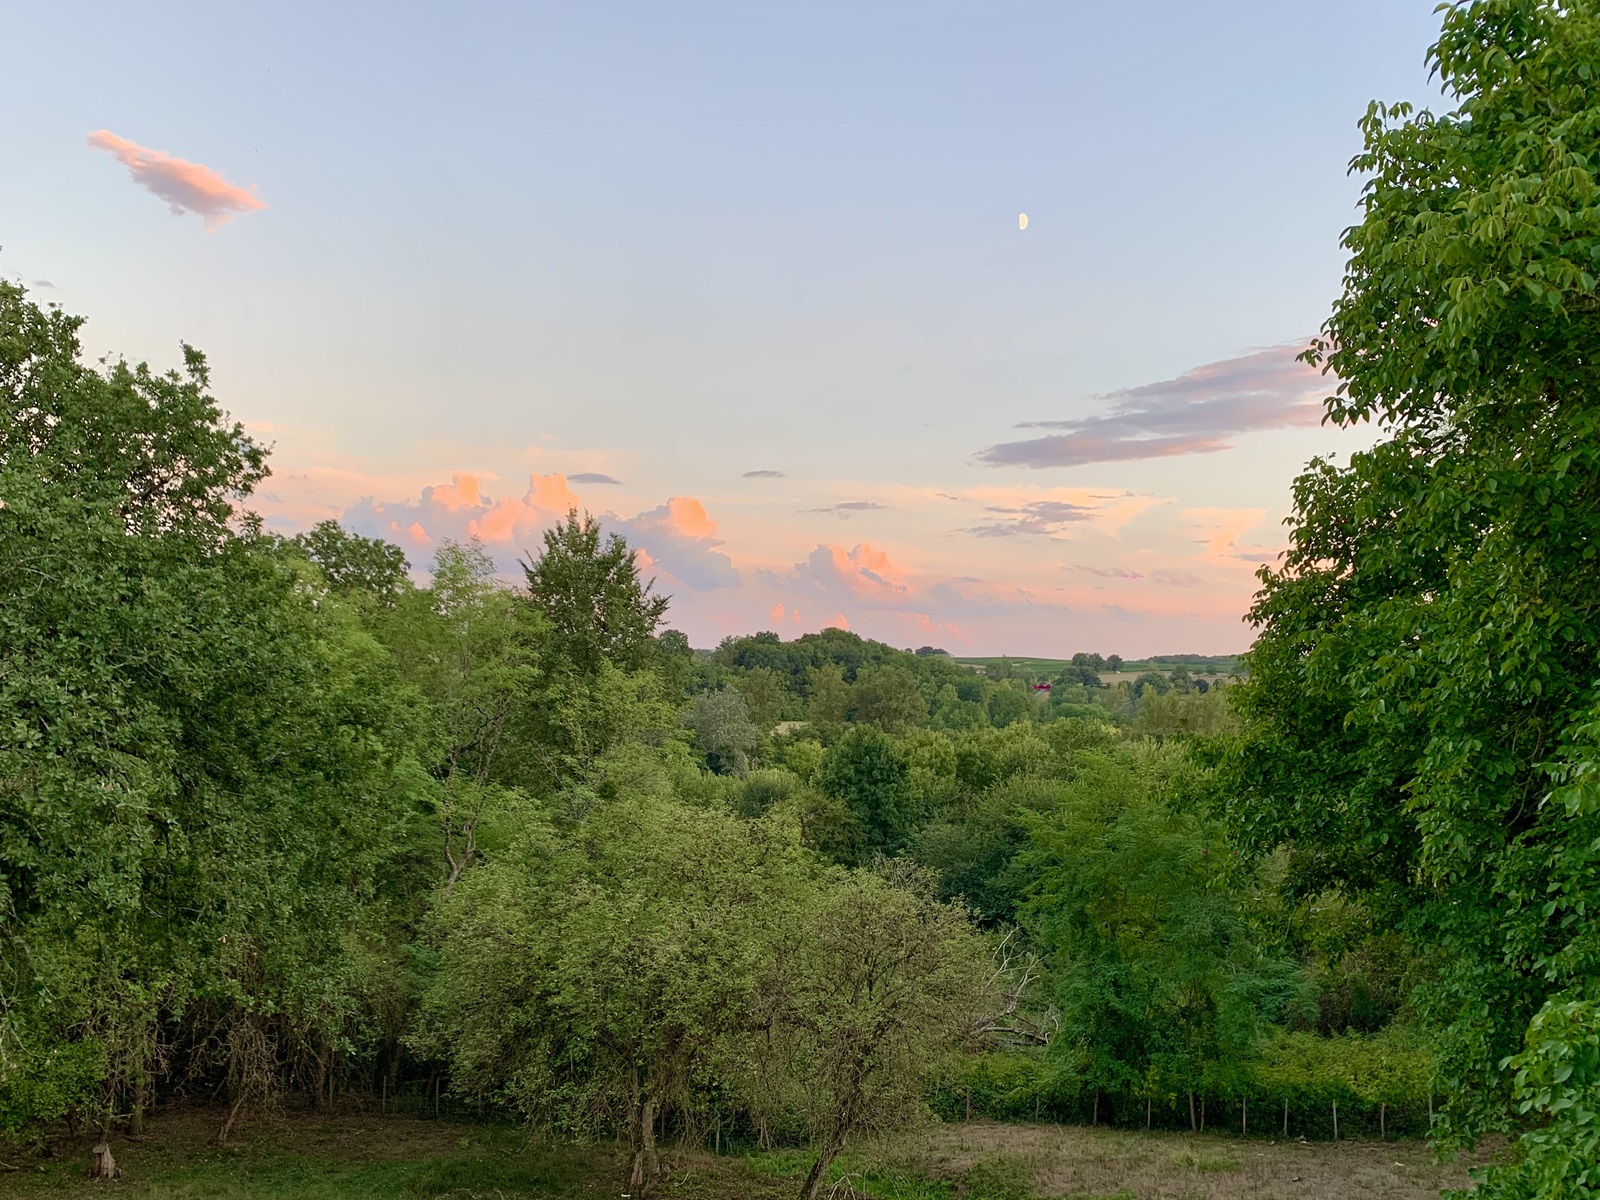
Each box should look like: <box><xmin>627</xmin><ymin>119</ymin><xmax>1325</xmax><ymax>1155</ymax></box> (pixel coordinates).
<box><xmin>2</xmin><ymin>1111</ymin><xmax>1493</xmax><ymax>1200</ymax></box>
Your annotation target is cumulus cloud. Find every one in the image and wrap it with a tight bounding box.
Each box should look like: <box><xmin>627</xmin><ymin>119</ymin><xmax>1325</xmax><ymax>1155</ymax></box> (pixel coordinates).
<box><xmin>743</xmin><ymin>469</ymin><xmax>786</xmax><ymax>479</ymax></box>
<box><xmin>340</xmin><ymin>472</ymin><xmax>580</xmax><ymax>566</ymax></box>
<box><xmin>964</xmin><ymin>499</ymin><xmax>1095</xmax><ymax>538</ymax></box>
<box><xmin>610</xmin><ymin>498</ymin><xmax>741</xmax><ymax>591</ymax></box>
<box><xmin>806</xmin><ymin>501</ymin><xmax>888</xmax><ymax>519</ymax></box>
<box><xmin>87</xmin><ymin>130</ymin><xmax>267</xmax><ymax>229</ymax></box>
<box><xmin>977</xmin><ymin>343</ymin><xmax>1327</xmax><ymax>469</ymax></box>
<box><xmin>570</xmin><ymin>472</ymin><xmax>623</xmax><ymax>484</ymax></box>
<box><xmin>789</xmin><ymin>543</ymin><xmax>911</xmax><ymax>607</ymax></box>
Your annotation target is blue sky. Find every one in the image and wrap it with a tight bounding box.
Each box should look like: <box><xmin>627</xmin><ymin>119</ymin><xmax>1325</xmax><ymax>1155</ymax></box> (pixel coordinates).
<box><xmin>3</xmin><ymin>1</ymin><xmax>1446</xmax><ymax>653</ymax></box>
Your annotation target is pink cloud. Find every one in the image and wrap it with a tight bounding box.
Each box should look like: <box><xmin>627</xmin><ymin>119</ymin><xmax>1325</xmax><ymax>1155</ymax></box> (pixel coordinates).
<box><xmin>770</xmin><ymin>602</ymin><xmax>786</xmax><ymax>624</ymax></box>
<box><xmin>825</xmin><ymin>612</ymin><xmax>850</xmax><ymax>630</ymax></box>
<box><xmin>86</xmin><ymin>130</ymin><xmax>267</xmax><ymax>229</ymax></box>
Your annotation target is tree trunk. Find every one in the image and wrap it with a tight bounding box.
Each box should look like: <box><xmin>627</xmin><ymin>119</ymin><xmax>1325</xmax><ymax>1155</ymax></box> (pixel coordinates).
<box><xmin>799</xmin><ymin>1133</ymin><xmax>846</xmax><ymax>1200</ymax></box>
<box><xmin>1092</xmin><ymin>1091</ymin><xmax>1099</xmax><ymax>1126</ymax></box>
<box><xmin>1188</xmin><ymin>1091</ymin><xmax>1197</xmax><ymax>1133</ymax></box>
<box><xmin>1241</xmin><ymin>1097</ymin><xmax>1246</xmax><ymax>1136</ymax></box>
<box><xmin>1380</xmin><ymin>1101</ymin><xmax>1387</xmax><ymax>1139</ymax></box>
<box><xmin>628</xmin><ymin>1097</ymin><xmax>660</xmax><ymax>1196</ymax></box>
<box><xmin>1331</xmin><ymin>1100</ymin><xmax>1338</xmax><ymax>1141</ymax></box>
<box><xmin>1282</xmin><ymin>1097</ymin><xmax>1288</xmax><ymax>1138</ymax></box>
<box><xmin>1146</xmin><ymin>1097</ymin><xmax>1151</xmax><ymax>1129</ymax></box>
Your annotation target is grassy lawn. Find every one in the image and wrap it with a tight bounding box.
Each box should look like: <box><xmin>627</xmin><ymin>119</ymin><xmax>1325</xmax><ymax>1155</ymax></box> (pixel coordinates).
<box><xmin>1</xmin><ymin>1112</ymin><xmax>1492</xmax><ymax>1200</ymax></box>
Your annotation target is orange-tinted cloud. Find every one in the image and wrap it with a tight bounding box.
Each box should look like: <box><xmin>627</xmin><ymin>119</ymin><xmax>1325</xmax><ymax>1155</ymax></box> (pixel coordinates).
<box><xmin>795</xmin><ymin>543</ymin><xmax>910</xmax><ymax>605</ymax></box>
<box><xmin>612</xmin><ymin>498</ymin><xmax>739</xmax><ymax>591</ymax></box>
<box><xmin>86</xmin><ymin>130</ymin><xmax>267</xmax><ymax>229</ymax></box>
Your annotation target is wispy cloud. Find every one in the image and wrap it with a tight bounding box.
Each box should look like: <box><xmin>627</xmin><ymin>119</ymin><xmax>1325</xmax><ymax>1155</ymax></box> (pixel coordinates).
<box><xmin>964</xmin><ymin>499</ymin><xmax>1095</xmax><ymax>538</ymax></box>
<box><xmin>569</xmin><ymin>472</ymin><xmax>623</xmax><ymax>485</ymax></box>
<box><xmin>86</xmin><ymin>130</ymin><xmax>267</xmax><ymax>229</ymax></box>
<box><xmin>977</xmin><ymin>343</ymin><xmax>1327</xmax><ymax>469</ymax></box>
<box><xmin>1070</xmin><ymin>565</ymin><xmax>1203</xmax><ymax>587</ymax></box>
<box><xmin>743</xmin><ymin>469</ymin><xmax>787</xmax><ymax>479</ymax></box>
<box><xmin>30</xmin><ymin>279</ymin><xmax>55</xmax><ymax>289</ymax></box>
<box><xmin>806</xmin><ymin>501</ymin><xmax>888</xmax><ymax>519</ymax></box>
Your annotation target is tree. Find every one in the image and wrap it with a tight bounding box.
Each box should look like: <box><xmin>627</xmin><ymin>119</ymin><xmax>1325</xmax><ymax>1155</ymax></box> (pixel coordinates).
<box><xmin>1223</xmin><ymin>0</ymin><xmax>1600</xmax><ymax>1161</ymax></box>
<box><xmin>805</xmin><ymin>663</ymin><xmax>853</xmax><ymax>726</ymax></box>
<box><xmin>733</xmin><ymin>665</ymin><xmax>789</xmax><ymax>730</ymax></box>
<box><xmin>787</xmin><ymin>867</ymin><xmax>990</xmax><ymax>1200</ymax></box>
<box><xmin>851</xmin><ymin>664</ymin><xmax>928</xmax><ymax>735</ymax></box>
<box><xmin>416</xmin><ymin>795</ymin><xmax>814</xmax><ymax>1195</ymax></box>
<box><xmin>815</xmin><ymin>727</ymin><xmax>916</xmax><ymax>860</ymax></box>
<box><xmin>1106</xmin><ymin>655</ymin><xmax>1124</xmax><ymax>674</ymax></box>
<box><xmin>0</xmin><ymin>282</ymin><xmax>420</xmax><ymax>1135</ymax></box>
<box><xmin>294</xmin><ymin>519</ymin><xmax>410</xmax><ymax>601</ymax></box>
<box><xmin>1021</xmin><ymin>748</ymin><xmax>1265</xmax><ymax>1123</ymax></box>
<box><xmin>383</xmin><ymin>538</ymin><xmax>535</xmax><ymax>886</ymax></box>
<box><xmin>523</xmin><ymin>509</ymin><xmax>669</xmax><ymax>676</ymax></box>
<box><xmin>685</xmin><ymin>687</ymin><xmax>761</xmax><ymax>775</ymax></box>
<box><xmin>1131</xmin><ymin>671</ymin><xmax>1170</xmax><ymax>699</ymax></box>
<box><xmin>987</xmin><ymin>685</ymin><xmax>1033</xmax><ymax>728</ymax></box>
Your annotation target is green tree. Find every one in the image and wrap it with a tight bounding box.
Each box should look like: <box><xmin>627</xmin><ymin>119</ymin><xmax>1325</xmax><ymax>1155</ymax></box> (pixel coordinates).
<box><xmin>383</xmin><ymin>538</ymin><xmax>535</xmax><ymax>886</ymax></box>
<box><xmin>523</xmin><ymin>509</ymin><xmax>669</xmax><ymax>676</ymax></box>
<box><xmin>0</xmin><ymin>282</ymin><xmax>420</xmax><ymax>1134</ymax></box>
<box><xmin>1020</xmin><ymin>748</ymin><xmax>1258</xmax><ymax>1124</ymax></box>
<box><xmin>294</xmin><ymin>519</ymin><xmax>410</xmax><ymax>601</ymax></box>
<box><xmin>788</xmin><ymin>867</ymin><xmax>991</xmax><ymax>1200</ymax></box>
<box><xmin>685</xmin><ymin>687</ymin><xmax>761</xmax><ymax>775</ymax></box>
<box><xmin>416</xmin><ymin>794</ymin><xmax>813</xmax><ymax>1195</ymax></box>
<box><xmin>733</xmin><ymin>665</ymin><xmax>789</xmax><ymax>730</ymax></box>
<box><xmin>805</xmin><ymin>663</ymin><xmax>853</xmax><ymax>726</ymax></box>
<box><xmin>1223</xmin><ymin>0</ymin><xmax>1600</xmax><ymax>1159</ymax></box>
<box><xmin>851</xmin><ymin>663</ymin><xmax>928</xmax><ymax>735</ymax></box>
<box><xmin>815</xmin><ymin>727</ymin><xmax>916</xmax><ymax>860</ymax></box>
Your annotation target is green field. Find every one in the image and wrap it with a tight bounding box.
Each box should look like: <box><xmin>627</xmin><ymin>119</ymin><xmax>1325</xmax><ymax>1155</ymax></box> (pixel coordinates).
<box><xmin>4</xmin><ymin>1112</ymin><xmax>1487</xmax><ymax>1200</ymax></box>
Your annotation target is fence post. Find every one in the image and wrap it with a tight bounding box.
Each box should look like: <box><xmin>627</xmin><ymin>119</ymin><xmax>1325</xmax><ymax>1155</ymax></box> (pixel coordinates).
<box><xmin>1241</xmin><ymin>1097</ymin><xmax>1247</xmax><ymax>1136</ymax></box>
<box><xmin>1331</xmin><ymin>1100</ymin><xmax>1338</xmax><ymax>1141</ymax></box>
<box><xmin>1282</xmin><ymin>1097</ymin><xmax>1288</xmax><ymax>1138</ymax></box>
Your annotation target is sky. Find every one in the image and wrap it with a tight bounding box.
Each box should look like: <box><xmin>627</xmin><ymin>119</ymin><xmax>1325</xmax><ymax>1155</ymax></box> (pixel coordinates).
<box><xmin>2</xmin><ymin>1</ymin><xmax>1448</xmax><ymax>655</ymax></box>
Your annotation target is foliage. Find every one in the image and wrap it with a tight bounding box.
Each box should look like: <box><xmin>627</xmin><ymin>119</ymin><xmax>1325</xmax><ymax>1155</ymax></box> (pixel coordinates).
<box><xmin>815</xmin><ymin>727</ymin><xmax>916</xmax><ymax>861</ymax></box>
<box><xmin>1219</xmin><ymin>0</ymin><xmax>1600</xmax><ymax>1169</ymax></box>
<box><xmin>0</xmin><ymin>281</ymin><xmax>422</xmax><ymax>1133</ymax></box>
<box><xmin>685</xmin><ymin>688</ymin><xmax>762</xmax><ymax>775</ymax></box>
<box><xmin>522</xmin><ymin>509</ymin><xmax>668</xmax><ymax>676</ymax></box>
<box><xmin>294</xmin><ymin>519</ymin><xmax>410</xmax><ymax>602</ymax></box>
<box><xmin>415</xmin><ymin>791</ymin><xmax>815</xmax><ymax>1193</ymax></box>
<box><xmin>1465</xmin><ymin>999</ymin><xmax>1600</xmax><ymax>1200</ymax></box>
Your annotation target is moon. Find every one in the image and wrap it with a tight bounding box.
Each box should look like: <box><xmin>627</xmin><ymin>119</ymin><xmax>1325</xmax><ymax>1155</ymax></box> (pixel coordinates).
<box><xmin>1018</xmin><ymin>213</ymin><xmax>1029</xmax><ymax>231</ymax></box>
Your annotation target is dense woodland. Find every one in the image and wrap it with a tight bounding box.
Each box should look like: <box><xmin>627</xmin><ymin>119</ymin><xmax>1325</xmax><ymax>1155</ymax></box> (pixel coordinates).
<box><xmin>8</xmin><ymin>3</ymin><xmax>1600</xmax><ymax>1196</ymax></box>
